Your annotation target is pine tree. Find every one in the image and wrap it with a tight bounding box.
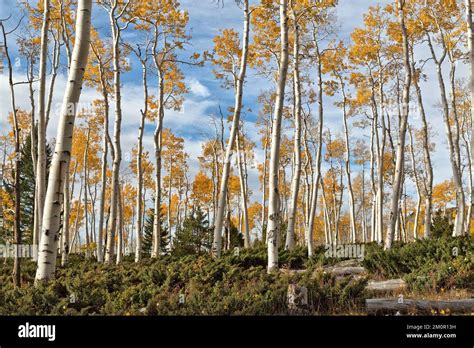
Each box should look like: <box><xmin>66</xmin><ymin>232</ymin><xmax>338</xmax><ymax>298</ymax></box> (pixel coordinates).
<box><xmin>3</xmin><ymin>133</ymin><xmax>52</xmax><ymax>244</ymax></box>
<box><xmin>142</xmin><ymin>208</ymin><xmax>169</xmax><ymax>257</ymax></box>
<box><xmin>173</xmin><ymin>207</ymin><xmax>212</xmax><ymax>257</ymax></box>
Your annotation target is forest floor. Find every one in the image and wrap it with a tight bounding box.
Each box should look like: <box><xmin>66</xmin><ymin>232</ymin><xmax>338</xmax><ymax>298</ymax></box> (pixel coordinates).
<box><xmin>0</xmin><ymin>236</ymin><xmax>472</xmax><ymax>315</ymax></box>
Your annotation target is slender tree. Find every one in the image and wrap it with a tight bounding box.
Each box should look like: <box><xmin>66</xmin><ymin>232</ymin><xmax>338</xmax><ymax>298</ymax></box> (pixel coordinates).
<box><xmin>266</xmin><ymin>0</ymin><xmax>289</xmax><ymax>273</ymax></box>
<box><xmin>35</xmin><ymin>0</ymin><xmax>92</xmax><ymax>283</ymax></box>
<box><xmin>212</xmin><ymin>0</ymin><xmax>251</xmax><ymax>257</ymax></box>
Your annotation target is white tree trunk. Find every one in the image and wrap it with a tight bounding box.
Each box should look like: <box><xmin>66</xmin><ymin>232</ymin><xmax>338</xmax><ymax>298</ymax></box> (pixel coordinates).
<box><xmin>266</xmin><ymin>0</ymin><xmax>289</xmax><ymax>273</ymax></box>
<box><xmin>409</xmin><ymin>127</ymin><xmax>421</xmax><ymax>240</ymax></box>
<box><xmin>261</xmin><ymin>124</ymin><xmax>269</xmax><ymax>242</ymax></box>
<box><xmin>237</xmin><ymin>131</ymin><xmax>250</xmax><ymax>247</ymax></box>
<box><xmin>411</xmin><ymin>54</ymin><xmax>433</xmax><ymax>239</ymax></box>
<box><xmin>426</xmin><ymin>34</ymin><xmax>465</xmax><ymax>238</ymax></box>
<box><xmin>212</xmin><ymin>0</ymin><xmax>250</xmax><ymax>257</ymax></box>
<box><xmin>340</xmin><ymin>81</ymin><xmax>357</xmax><ymax>243</ymax></box>
<box><xmin>385</xmin><ymin>0</ymin><xmax>411</xmax><ymax>249</ymax></box>
<box><xmin>35</xmin><ymin>0</ymin><xmax>92</xmax><ymax>282</ymax></box>
<box><xmin>83</xmin><ymin>127</ymin><xmax>91</xmax><ymax>258</ymax></box>
<box><xmin>33</xmin><ymin>0</ymin><xmax>50</xmax><ymax>247</ymax></box>
<box><xmin>94</xmin><ymin>52</ymin><xmax>111</xmax><ymax>263</ymax></box>
<box><xmin>135</xmin><ymin>57</ymin><xmax>148</xmax><ymax>262</ymax></box>
<box><xmin>466</xmin><ymin>0</ymin><xmax>474</xmax><ymax>235</ymax></box>
<box><xmin>306</xmin><ymin>43</ymin><xmax>323</xmax><ymax>256</ymax></box>
<box><xmin>116</xmin><ymin>183</ymin><xmax>123</xmax><ymax>264</ymax></box>
<box><xmin>152</xmin><ymin>75</ymin><xmax>164</xmax><ymax>258</ymax></box>
<box><xmin>286</xmin><ymin>6</ymin><xmax>301</xmax><ymax>250</ymax></box>
<box><xmin>61</xmin><ymin>169</ymin><xmax>70</xmax><ymax>266</ymax></box>
<box><xmin>105</xmin><ymin>4</ymin><xmax>124</xmax><ymax>263</ymax></box>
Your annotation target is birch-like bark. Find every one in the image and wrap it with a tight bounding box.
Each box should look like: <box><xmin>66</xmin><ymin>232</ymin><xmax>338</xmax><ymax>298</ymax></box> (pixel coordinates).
<box><xmin>89</xmin><ymin>44</ymin><xmax>111</xmax><ymax>263</ymax></box>
<box><xmin>426</xmin><ymin>34</ymin><xmax>465</xmax><ymax>237</ymax></box>
<box><xmin>116</xmin><ymin>183</ymin><xmax>123</xmax><ymax>264</ymax></box>
<box><xmin>135</xmin><ymin>52</ymin><xmax>148</xmax><ymax>262</ymax></box>
<box><xmin>286</xmin><ymin>5</ymin><xmax>301</xmax><ymax>250</ymax></box>
<box><xmin>61</xmin><ymin>169</ymin><xmax>70</xmax><ymax>266</ymax></box>
<box><xmin>385</xmin><ymin>0</ymin><xmax>411</xmax><ymax>249</ymax></box>
<box><xmin>466</xmin><ymin>0</ymin><xmax>474</xmax><ymax>234</ymax></box>
<box><xmin>237</xmin><ymin>130</ymin><xmax>250</xmax><ymax>247</ymax></box>
<box><xmin>373</xmin><ymin>79</ymin><xmax>385</xmax><ymax>244</ymax></box>
<box><xmin>410</xmin><ymin>49</ymin><xmax>433</xmax><ymax>239</ymax></box>
<box><xmin>261</xmin><ymin>124</ymin><xmax>269</xmax><ymax>242</ymax></box>
<box><xmin>340</xmin><ymin>77</ymin><xmax>356</xmax><ymax>243</ymax></box>
<box><xmin>152</xmin><ymin>75</ymin><xmax>164</xmax><ymax>258</ymax></box>
<box><xmin>84</xmin><ymin>127</ymin><xmax>91</xmax><ymax>257</ymax></box>
<box><xmin>105</xmin><ymin>1</ymin><xmax>125</xmax><ymax>263</ymax></box>
<box><xmin>306</xmin><ymin>38</ymin><xmax>323</xmax><ymax>256</ymax></box>
<box><xmin>33</xmin><ymin>0</ymin><xmax>50</xmax><ymax>247</ymax></box>
<box><xmin>408</xmin><ymin>127</ymin><xmax>421</xmax><ymax>240</ymax></box>
<box><xmin>266</xmin><ymin>0</ymin><xmax>289</xmax><ymax>272</ymax></box>
<box><xmin>35</xmin><ymin>0</ymin><xmax>92</xmax><ymax>282</ymax></box>
<box><xmin>212</xmin><ymin>0</ymin><xmax>250</xmax><ymax>257</ymax></box>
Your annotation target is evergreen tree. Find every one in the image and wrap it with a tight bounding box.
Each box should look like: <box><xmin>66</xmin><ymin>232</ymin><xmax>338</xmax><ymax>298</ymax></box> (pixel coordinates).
<box><xmin>2</xmin><ymin>133</ymin><xmax>51</xmax><ymax>243</ymax></box>
<box><xmin>172</xmin><ymin>207</ymin><xmax>212</xmax><ymax>257</ymax></box>
<box><xmin>142</xmin><ymin>207</ymin><xmax>169</xmax><ymax>257</ymax></box>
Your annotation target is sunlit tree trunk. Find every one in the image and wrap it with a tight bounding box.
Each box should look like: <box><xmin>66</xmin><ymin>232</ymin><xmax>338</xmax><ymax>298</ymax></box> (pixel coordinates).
<box><xmin>83</xmin><ymin>127</ymin><xmax>91</xmax><ymax>258</ymax></box>
<box><xmin>261</xmin><ymin>124</ymin><xmax>269</xmax><ymax>242</ymax></box>
<box><xmin>467</xmin><ymin>0</ymin><xmax>474</xmax><ymax>234</ymax></box>
<box><xmin>237</xmin><ymin>130</ymin><xmax>250</xmax><ymax>247</ymax></box>
<box><xmin>410</xmin><ymin>48</ymin><xmax>433</xmax><ymax>239</ymax></box>
<box><xmin>33</xmin><ymin>0</ymin><xmax>50</xmax><ymax>247</ymax></box>
<box><xmin>339</xmin><ymin>78</ymin><xmax>356</xmax><ymax>243</ymax></box>
<box><xmin>105</xmin><ymin>2</ymin><xmax>124</xmax><ymax>263</ymax></box>
<box><xmin>116</xmin><ymin>182</ymin><xmax>123</xmax><ymax>264</ymax></box>
<box><xmin>426</xmin><ymin>34</ymin><xmax>465</xmax><ymax>238</ymax></box>
<box><xmin>369</xmin><ymin>114</ymin><xmax>376</xmax><ymax>242</ymax></box>
<box><xmin>61</xmin><ymin>170</ymin><xmax>70</xmax><ymax>266</ymax></box>
<box><xmin>409</xmin><ymin>127</ymin><xmax>421</xmax><ymax>240</ymax></box>
<box><xmin>266</xmin><ymin>0</ymin><xmax>289</xmax><ymax>272</ymax></box>
<box><xmin>286</xmin><ymin>5</ymin><xmax>301</xmax><ymax>250</ymax></box>
<box><xmin>135</xmin><ymin>54</ymin><xmax>148</xmax><ymax>262</ymax></box>
<box><xmin>212</xmin><ymin>0</ymin><xmax>250</xmax><ymax>257</ymax></box>
<box><xmin>90</xmin><ymin>44</ymin><xmax>112</xmax><ymax>263</ymax></box>
<box><xmin>385</xmin><ymin>0</ymin><xmax>412</xmax><ymax>249</ymax></box>
<box><xmin>34</xmin><ymin>0</ymin><xmax>92</xmax><ymax>283</ymax></box>
<box><xmin>152</xmin><ymin>74</ymin><xmax>164</xmax><ymax>258</ymax></box>
<box><xmin>306</xmin><ymin>40</ymin><xmax>323</xmax><ymax>256</ymax></box>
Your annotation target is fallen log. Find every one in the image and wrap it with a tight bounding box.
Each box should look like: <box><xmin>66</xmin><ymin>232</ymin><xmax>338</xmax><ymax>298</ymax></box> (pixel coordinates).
<box><xmin>366</xmin><ymin>298</ymin><xmax>474</xmax><ymax>315</ymax></box>
<box><xmin>366</xmin><ymin>279</ymin><xmax>406</xmax><ymax>292</ymax></box>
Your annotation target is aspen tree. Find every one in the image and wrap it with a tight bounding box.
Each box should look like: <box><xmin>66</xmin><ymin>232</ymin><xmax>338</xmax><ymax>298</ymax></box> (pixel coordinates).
<box><xmin>285</xmin><ymin>0</ymin><xmax>302</xmax><ymax>250</ymax></box>
<box><xmin>101</xmin><ymin>0</ymin><xmax>132</xmax><ymax>263</ymax></box>
<box><xmin>35</xmin><ymin>0</ymin><xmax>92</xmax><ymax>282</ymax></box>
<box><xmin>385</xmin><ymin>0</ymin><xmax>412</xmax><ymax>249</ymax></box>
<box><xmin>266</xmin><ymin>0</ymin><xmax>289</xmax><ymax>273</ymax></box>
<box><xmin>466</xmin><ymin>0</ymin><xmax>474</xmax><ymax>230</ymax></box>
<box><xmin>212</xmin><ymin>0</ymin><xmax>251</xmax><ymax>257</ymax></box>
<box><xmin>34</xmin><ymin>0</ymin><xmax>50</xmax><ymax>247</ymax></box>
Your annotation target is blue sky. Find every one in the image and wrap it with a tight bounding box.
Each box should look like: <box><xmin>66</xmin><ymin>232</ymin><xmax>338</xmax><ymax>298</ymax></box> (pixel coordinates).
<box><xmin>0</xmin><ymin>0</ymin><xmax>462</xmax><ymax>207</ymax></box>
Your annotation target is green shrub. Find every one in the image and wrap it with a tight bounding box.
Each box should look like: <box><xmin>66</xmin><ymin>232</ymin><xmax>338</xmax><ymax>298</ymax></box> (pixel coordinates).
<box><xmin>363</xmin><ymin>235</ymin><xmax>473</xmax><ymax>291</ymax></box>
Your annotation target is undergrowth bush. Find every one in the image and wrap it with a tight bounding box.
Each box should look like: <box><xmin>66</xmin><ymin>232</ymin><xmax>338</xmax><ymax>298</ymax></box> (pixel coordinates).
<box><xmin>0</xmin><ymin>236</ymin><xmax>470</xmax><ymax>315</ymax></box>
<box><xmin>0</xmin><ymin>248</ymin><xmax>366</xmax><ymax>315</ymax></box>
<box><xmin>363</xmin><ymin>235</ymin><xmax>473</xmax><ymax>291</ymax></box>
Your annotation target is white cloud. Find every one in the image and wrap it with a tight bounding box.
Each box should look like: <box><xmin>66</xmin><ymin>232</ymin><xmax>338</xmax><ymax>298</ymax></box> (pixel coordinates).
<box><xmin>188</xmin><ymin>78</ymin><xmax>211</xmax><ymax>98</ymax></box>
